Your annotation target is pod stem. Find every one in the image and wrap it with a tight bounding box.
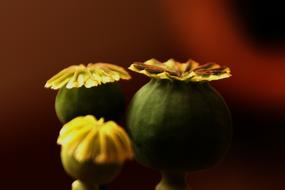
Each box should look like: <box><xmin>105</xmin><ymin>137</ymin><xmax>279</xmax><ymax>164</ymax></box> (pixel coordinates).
<box><xmin>155</xmin><ymin>171</ymin><xmax>190</xmax><ymax>190</ymax></box>
<box><xmin>72</xmin><ymin>180</ymin><xmax>100</xmax><ymax>190</ymax></box>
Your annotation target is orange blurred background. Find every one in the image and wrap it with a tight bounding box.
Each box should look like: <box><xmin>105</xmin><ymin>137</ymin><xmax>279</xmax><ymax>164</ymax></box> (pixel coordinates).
<box><xmin>0</xmin><ymin>0</ymin><xmax>284</xmax><ymax>189</ymax></box>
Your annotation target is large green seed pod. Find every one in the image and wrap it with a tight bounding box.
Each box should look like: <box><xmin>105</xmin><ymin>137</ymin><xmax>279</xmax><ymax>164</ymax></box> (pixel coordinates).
<box><xmin>57</xmin><ymin>115</ymin><xmax>133</xmax><ymax>190</ymax></box>
<box><xmin>126</xmin><ymin>59</ymin><xmax>232</xmax><ymax>190</ymax></box>
<box><xmin>45</xmin><ymin>63</ymin><xmax>131</xmax><ymax>123</ymax></box>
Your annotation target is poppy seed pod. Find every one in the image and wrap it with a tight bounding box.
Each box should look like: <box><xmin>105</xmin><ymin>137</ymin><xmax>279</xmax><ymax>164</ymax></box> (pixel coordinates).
<box><xmin>57</xmin><ymin>115</ymin><xmax>133</xmax><ymax>190</ymax></box>
<box><xmin>45</xmin><ymin>63</ymin><xmax>131</xmax><ymax>123</ymax></box>
<box><xmin>126</xmin><ymin>59</ymin><xmax>232</xmax><ymax>190</ymax></box>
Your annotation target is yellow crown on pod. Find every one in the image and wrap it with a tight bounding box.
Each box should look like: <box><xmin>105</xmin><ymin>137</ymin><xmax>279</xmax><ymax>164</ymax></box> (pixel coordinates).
<box><xmin>45</xmin><ymin>63</ymin><xmax>131</xmax><ymax>90</ymax></box>
<box><xmin>57</xmin><ymin>115</ymin><xmax>133</xmax><ymax>164</ymax></box>
<box><xmin>129</xmin><ymin>58</ymin><xmax>231</xmax><ymax>82</ymax></box>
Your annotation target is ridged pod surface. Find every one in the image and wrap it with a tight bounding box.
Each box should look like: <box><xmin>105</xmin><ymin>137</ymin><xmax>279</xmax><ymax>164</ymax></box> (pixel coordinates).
<box><xmin>57</xmin><ymin>115</ymin><xmax>133</xmax><ymax>188</ymax></box>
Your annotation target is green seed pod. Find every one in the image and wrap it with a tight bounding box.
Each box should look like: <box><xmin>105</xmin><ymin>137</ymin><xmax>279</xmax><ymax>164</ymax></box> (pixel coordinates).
<box><xmin>45</xmin><ymin>63</ymin><xmax>131</xmax><ymax>123</ymax></box>
<box><xmin>126</xmin><ymin>59</ymin><xmax>232</xmax><ymax>190</ymax></box>
<box><xmin>57</xmin><ymin>115</ymin><xmax>133</xmax><ymax>190</ymax></box>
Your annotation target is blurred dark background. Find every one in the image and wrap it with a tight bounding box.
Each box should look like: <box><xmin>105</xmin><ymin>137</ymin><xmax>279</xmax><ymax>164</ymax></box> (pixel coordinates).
<box><xmin>0</xmin><ymin>0</ymin><xmax>284</xmax><ymax>189</ymax></box>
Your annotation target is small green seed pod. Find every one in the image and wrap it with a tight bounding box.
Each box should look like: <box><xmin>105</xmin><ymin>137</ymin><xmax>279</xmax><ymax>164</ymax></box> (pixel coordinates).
<box><xmin>127</xmin><ymin>59</ymin><xmax>232</xmax><ymax>190</ymax></box>
<box><xmin>45</xmin><ymin>63</ymin><xmax>131</xmax><ymax>123</ymax></box>
<box><xmin>57</xmin><ymin>115</ymin><xmax>133</xmax><ymax>190</ymax></box>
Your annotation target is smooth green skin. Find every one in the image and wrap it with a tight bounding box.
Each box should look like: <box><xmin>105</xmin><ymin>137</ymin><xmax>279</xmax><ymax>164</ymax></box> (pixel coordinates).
<box><xmin>126</xmin><ymin>79</ymin><xmax>232</xmax><ymax>171</ymax></box>
<box><xmin>61</xmin><ymin>147</ymin><xmax>122</xmax><ymax>186</ymax></box>
<box><xmin>55</xmin><ymin>83</ymin><xmax>125</xmax><ymax>124</ymax></box>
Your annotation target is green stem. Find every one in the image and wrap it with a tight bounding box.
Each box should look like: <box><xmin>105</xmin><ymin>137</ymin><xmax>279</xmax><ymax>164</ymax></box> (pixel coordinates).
<box><xmin>155</xmin><ymin>171</ymin><xmax>190</xmax><ymax>190</ymax></box>
<box><xmin>72</xmin><ymin>180</ymin><xmax>100</xmax><ymax>190</ymax></box>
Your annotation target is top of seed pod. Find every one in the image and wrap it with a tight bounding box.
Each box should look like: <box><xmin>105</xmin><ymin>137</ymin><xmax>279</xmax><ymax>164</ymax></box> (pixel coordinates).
<box><xmin>45</xmin><ymin>63</ymin><xmax>131</xmax><ymax>90</ymax></box>
<box><xmin>57</xmin><ymin>115</ymin><xmax>133</xmax><ymax>164</ymax></box>
<box><xmin>129</xmin><ymin>58</ymin><xmax>231</xmax><ymax>82</ymax></box>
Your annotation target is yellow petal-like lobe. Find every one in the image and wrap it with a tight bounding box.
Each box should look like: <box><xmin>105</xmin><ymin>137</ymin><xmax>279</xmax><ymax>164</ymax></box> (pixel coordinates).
<box><xmin>57</xmin><ymin>115</ymin><xmax>133</xmax><ymax>164</ymax></box>
<box><xmin>45</xmin><ymin>63</ymin><xmax>131</xmax><ymax>90</ymax></box>
<box><xmin>129</xmin><ymin>59</ymin><xmax>231</xmax><ymax>82</ymax></box>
